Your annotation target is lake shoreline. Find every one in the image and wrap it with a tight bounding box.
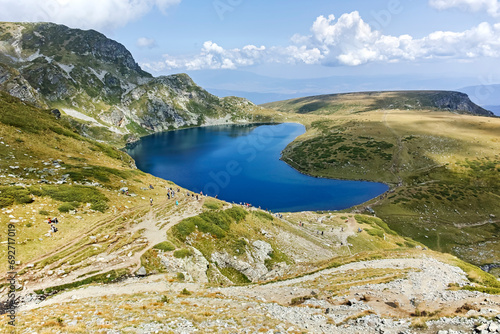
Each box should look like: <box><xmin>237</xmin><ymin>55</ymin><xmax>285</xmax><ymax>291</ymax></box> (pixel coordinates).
<box><xmin>126</xmin><ymin>123</ymin><xmax>389</xmax><ymax>212</ymax></box>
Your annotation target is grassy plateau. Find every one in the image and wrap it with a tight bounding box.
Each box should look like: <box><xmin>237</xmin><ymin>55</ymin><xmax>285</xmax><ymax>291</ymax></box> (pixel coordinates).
<box><xmin>263</xmin><ymin>91</ymin><xmax>500</xmax><ymax>271</ymax></box>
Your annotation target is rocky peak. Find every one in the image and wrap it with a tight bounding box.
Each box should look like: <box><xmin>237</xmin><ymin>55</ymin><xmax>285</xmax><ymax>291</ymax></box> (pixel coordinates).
<box><xmin>372</xmin><ymin>90</ymin><xmax>494</xmax><ymax>116</ymax></box>
<box><xmin>18</xmin><ymin>22</ymin><xmax>149</xmax><ymax>77</ymax></box>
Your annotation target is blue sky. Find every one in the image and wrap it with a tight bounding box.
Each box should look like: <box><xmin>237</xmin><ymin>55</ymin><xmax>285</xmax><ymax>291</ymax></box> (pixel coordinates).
<box><xmin>2</xmin><ymin>0</ymin><xmax>500</xmax><ymax>104</ymax></box>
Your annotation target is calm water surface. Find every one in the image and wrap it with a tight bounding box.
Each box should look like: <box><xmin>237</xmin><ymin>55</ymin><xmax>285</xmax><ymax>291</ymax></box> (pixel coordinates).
<box><xmin>126</xmin><ymin>123</ymin><xmax>388</xmax><ymax>212</ymax></box>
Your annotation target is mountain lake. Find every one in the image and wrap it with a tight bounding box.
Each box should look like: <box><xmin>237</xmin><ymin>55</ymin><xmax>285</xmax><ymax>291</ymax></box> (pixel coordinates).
<box><xmin>126</xmin><ymin>123</ymin><xmax>389</xmax><ymax>212</ymax></box>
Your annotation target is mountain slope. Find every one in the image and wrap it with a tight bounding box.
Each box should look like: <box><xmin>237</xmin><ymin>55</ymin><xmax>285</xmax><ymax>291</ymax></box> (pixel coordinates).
<box><xmin>1</xmin><ymin>96</ymin><xmax>498</xmax><ymax>333</ymax></box>
<box><xmin>0</xmin><ymin>22</ymin><xmax>258</xmax><ymax>142</ymax></box>
<box><xmin>262</xmin><ymin>90</ymin><xmax>494</xmax><ymax>117</ymax></box>
<box><xmin>263</xmin><ymin>96</ymin><xmax>500</xmax><ymax>270</ymax></box>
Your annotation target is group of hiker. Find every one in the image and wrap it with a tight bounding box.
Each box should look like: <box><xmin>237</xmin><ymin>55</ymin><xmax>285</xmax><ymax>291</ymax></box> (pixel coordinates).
<box><xmin>166</xmin><ymin>187</ymin><xmax>179</xmax><ymax>200</ymax></box>
<box><xmin>47</xmin><ymin>217</ymin><xmax>59</xmax><ymax>233</ymax></box>
<box><xmin>185</xmin><ymin>191</ymin><xmax>200</xmax><ymax>200</ymax></box>
<box><xmin>146</xmin><ymin>186</ymin><xmax>207</xmax><ymax>208</ymax></box>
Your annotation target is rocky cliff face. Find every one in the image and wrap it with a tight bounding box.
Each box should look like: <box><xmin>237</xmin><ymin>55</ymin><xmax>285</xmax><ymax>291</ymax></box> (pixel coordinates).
<box><xmin>0</xmin><ymin>62</ymin><xmax>46</xmax><ymax>108</ymax></box>
<box><xmin>428</xmin><ymin>91</ymin><xmax>493</xmax><ymax>116</ymax></box>
<box><xmin>0</xmin><ymin>22</ymin><xmax>257</xmax><ymax>139</ymax></box>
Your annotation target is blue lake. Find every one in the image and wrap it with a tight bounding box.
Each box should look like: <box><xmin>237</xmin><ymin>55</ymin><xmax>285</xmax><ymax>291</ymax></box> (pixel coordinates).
<box><xmin>126</xmin><ymin>123</ymin><xmax>389</xmax><ymax>212</ymax></box>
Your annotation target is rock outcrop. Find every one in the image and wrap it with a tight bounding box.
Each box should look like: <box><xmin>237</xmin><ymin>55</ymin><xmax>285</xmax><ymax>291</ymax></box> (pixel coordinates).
<box><xmin>159</xmin><ymin>248</ymin><xmax>210</xmax><ymax>283</ymax></box>
<box><xmin>429</xmin><ymin>91</ymin><xmax>493</xmax><ymax>116</ymax></box>
<box><xmin>211</xmin><ymin>240</ymin><xmax>288</xmax><ymax>282</ymax></box>
<box><xmin>0</xmin><ymin>62</ymin><xmax>46</xmax><ymax>108</ymax></box>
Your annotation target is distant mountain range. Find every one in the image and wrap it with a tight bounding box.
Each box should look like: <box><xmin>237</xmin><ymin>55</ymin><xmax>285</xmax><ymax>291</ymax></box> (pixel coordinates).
<box><xmin>483</xmin><ymin>105</ymin><xmax>500</xmax><ymax>115</ymax></box>
<box><xmin>458</xmin><ymin>84</ymin><xmax>500</xmax><ymax>106</ymax></box>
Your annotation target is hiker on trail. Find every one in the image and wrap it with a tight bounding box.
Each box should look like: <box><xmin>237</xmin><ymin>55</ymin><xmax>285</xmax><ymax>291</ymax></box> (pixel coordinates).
<box><xmin>149</xmin><ymin>184</ymin><xmax>154</xmax><ymax>189</ymax></box>
<box><xmin>196</xmin><ymin>195</ymin><xmax>199</xmax><ymax>200</ymax></box>
<box><xmin>175</xmin><ymin>200</ymin><xmax>179</xmax><ymax>206</ymax></box>
<box><xmin>150</xmin><ymin>197</ymin><xmax>153</xmax><ymax>206</ymax></box>
<box><xmin>51</xmin><ymin>224</ymin><xmax>58</xmax><ymax>233</ymax></box>
<box><xmin>167</xmin><ymin>193</ymin><xmax>170</xmax><ymax>199</ymax></box>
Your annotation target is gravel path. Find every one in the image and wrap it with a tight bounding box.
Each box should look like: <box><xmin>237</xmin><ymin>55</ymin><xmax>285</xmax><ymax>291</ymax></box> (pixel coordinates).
<box><xmin>15</xmin><ymin>256</ymin><xmax>500</xmax><ymax>333</ymax></box>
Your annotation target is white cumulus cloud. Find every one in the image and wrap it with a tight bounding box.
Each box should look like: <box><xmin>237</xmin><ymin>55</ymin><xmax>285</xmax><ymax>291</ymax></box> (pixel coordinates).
<box><xmin>142</xmin><ymin>11</ymin><xmax>500</xmax><ymax>72</ymax></box>
<box><xmin>297</xmin><ymin>11</ymin><xmax>500</xmax><ymax>66</ymax></box>
<box><xmin>0</xmin><ymin>0</ymin><xmax>181</xmax><ymax>31</ymax></box>
<box><xmin>429</xmin><ymin>0</ymin><xmax>500</xmax><ymax>17</ymax></box>
<box><xmin>146</xmin><ymin>42</ymin><xmax>270</xmax><ymax>71</ymax></box>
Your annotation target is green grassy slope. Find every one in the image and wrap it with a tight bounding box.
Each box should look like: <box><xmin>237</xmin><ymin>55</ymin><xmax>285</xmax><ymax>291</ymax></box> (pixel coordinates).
<box><xmin>0</xmin><ymin>91</ymin><xmax>151</xmax><ymax>272</ymax></box>
<box><xmin>264</xmin><ymin>94</ymin><xmax>500</xmax><ymax>271</ymax></box>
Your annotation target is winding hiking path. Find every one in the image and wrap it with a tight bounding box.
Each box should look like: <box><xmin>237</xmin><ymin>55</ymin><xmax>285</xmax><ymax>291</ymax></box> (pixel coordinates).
<box><xmin>18</xmin><ymin>256</ymin><xmax>485</xmax><ymax>314</ymax></box>
<box><xmin>19</xmin><ymin>197</ymin><xmax>204</xmax><ymax>295</ymax></box>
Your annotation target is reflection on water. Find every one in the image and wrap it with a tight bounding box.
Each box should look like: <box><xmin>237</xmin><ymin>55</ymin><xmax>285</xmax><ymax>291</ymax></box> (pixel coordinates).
<box><xmin>126</xmin><ymin>123</ymin><xmax>389</xmax><ymax>212</ymax></box>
